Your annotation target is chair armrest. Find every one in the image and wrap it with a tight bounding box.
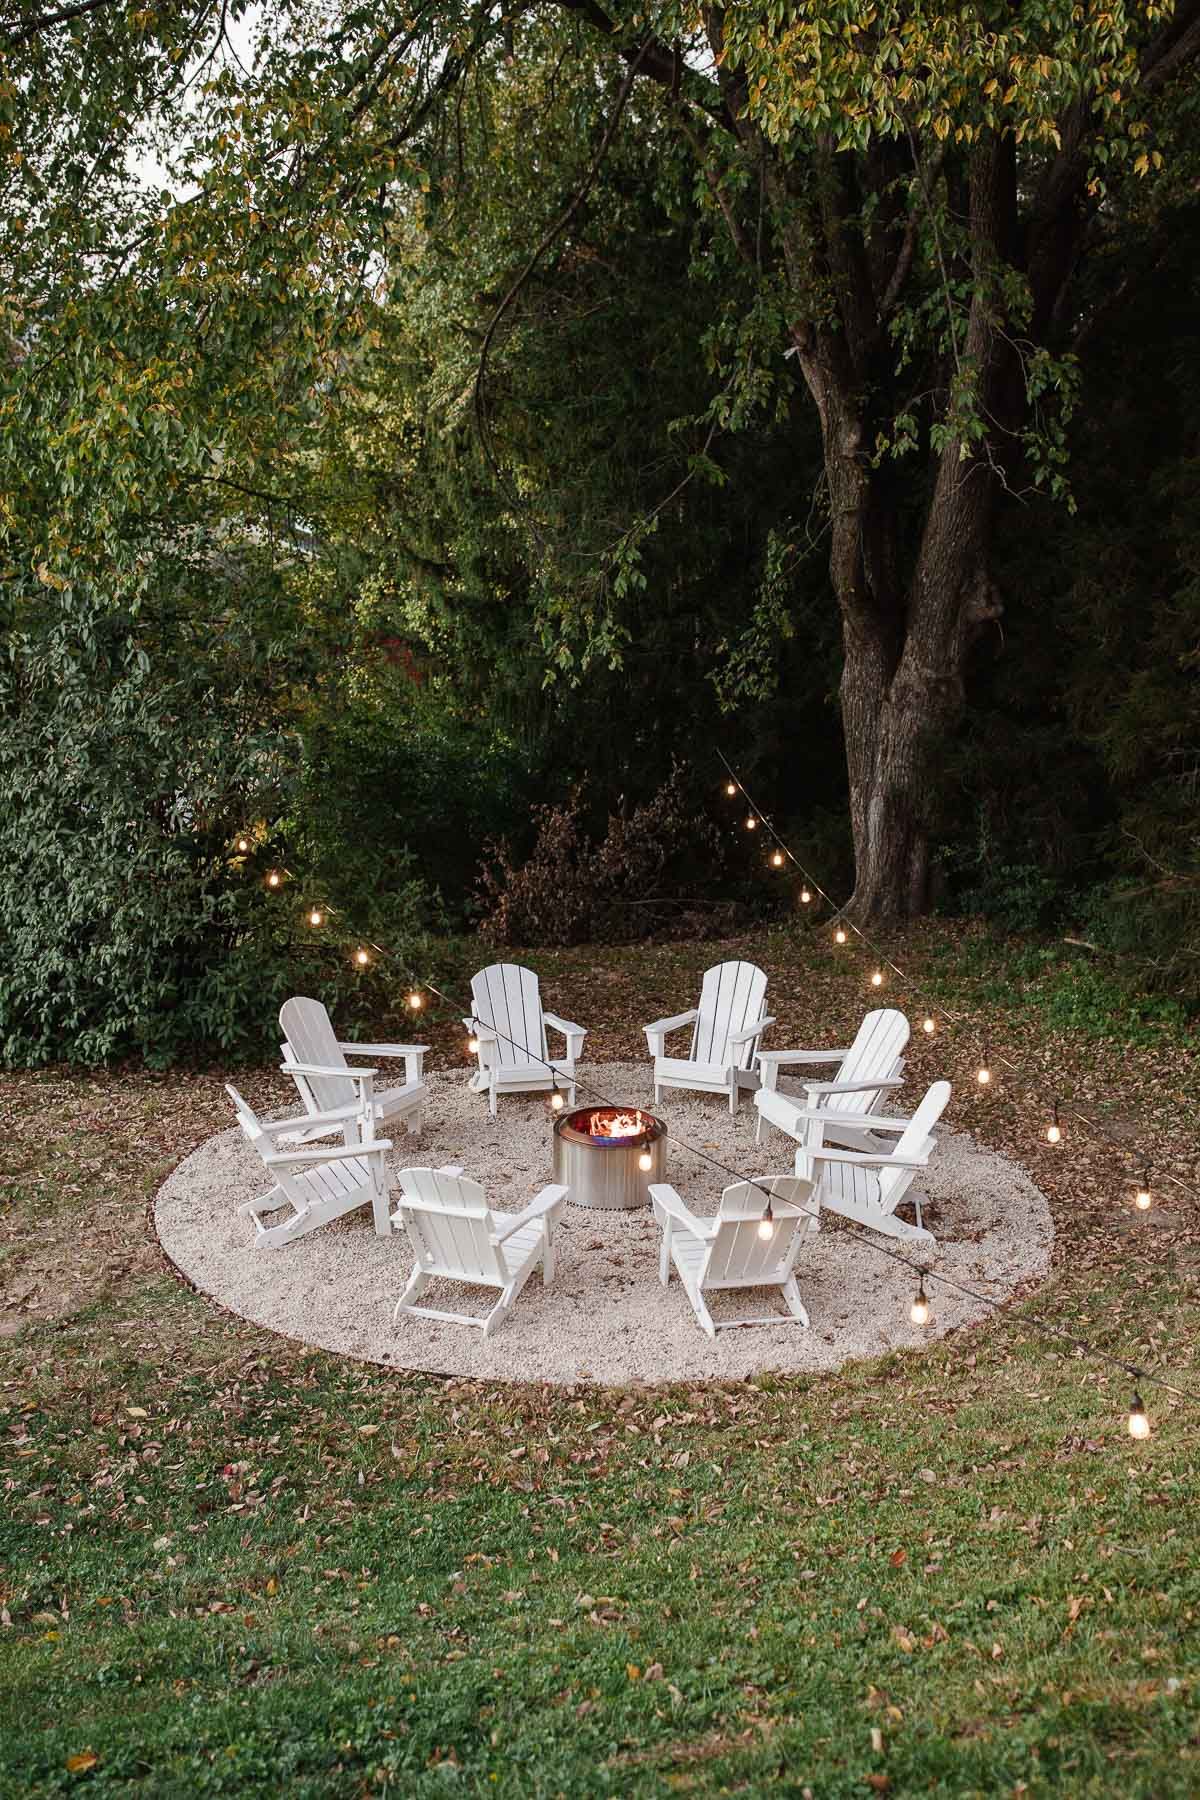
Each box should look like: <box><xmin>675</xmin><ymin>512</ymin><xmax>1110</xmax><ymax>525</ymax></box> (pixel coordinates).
<box><xmin>789</xmin><ymin>1108</ymin><xmax>912</xmax><ymax>1134</ymax></box>
<box><xmin>728</xmin><ymin>1014</ymin><xmax>775</xmax><ymax>1046</ymax></box>
<box><xmin>338</xmin><ymin>1041</ymin><xmax>429</xmax><ymax>1059</ymax></box>
<box><xmin>265</xmin><ymin>1139</ymin><xmax>393</xmax><ymax>1167</ymax></box>
<box><xmin>543</xmin><ymin>1013</ymin><xmax>586</xmax><ymax>1057</ymax></box>
<box><xmin>758</xmin><ymin>1048</ymin><xmax>851</xmax><ymax>1067</ymax></box>
<box><xmin>435</xmin><ymin>1163</ymin><xmax>465</xmax><ymax>1177</ymax></box>
<box><xmin>648</xmin><ymin>1183</ymin><xmax>713</xmax><ymax>1238</ymax></box>
<box><xmin>255</xmin><ymin>1103</ymin><xmax>364</xmax><ymax>1138</ymax></box>
<box><xmin>282</xmin><ymin>1060</ymin><xmax>378</xmax><ymax>1082</ymax></box>
<box><xmin>802</xmin><ymin>1075</ymin><xmax>905</xmax><ymax>1099</ymax></box>
<box><xmin>644</xmin><ymin>1010</ymin><xmax>699</xmax><ymax>1055</ymax></box>
<box><xmin>803</xmin><ymin>1145</ymin><xmax>928</xmax><ymax>1170</ymax></box>
<box><xmin>492</xmin><ymin>1184</ymin><xmax>569</xmax><ymax>1243</ymax></box>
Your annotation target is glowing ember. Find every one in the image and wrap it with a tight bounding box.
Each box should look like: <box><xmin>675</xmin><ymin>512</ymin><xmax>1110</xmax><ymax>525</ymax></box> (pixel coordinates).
<box><xmin>582</xmin><ymin>1108</ymin><xmax>649</xmax><ymax>1140</ymax></box>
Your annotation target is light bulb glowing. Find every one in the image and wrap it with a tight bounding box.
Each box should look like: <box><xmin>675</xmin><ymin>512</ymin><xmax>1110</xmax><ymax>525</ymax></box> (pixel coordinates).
<box><xmin>308</xmin><ymin>908</ymin><xmax>323</xmax><ymax>927</ymax></box>
<box><xmin>910</xmin><ymin>1285</ymin><xmax>931</xmax><ymax>1327</ymax></box>
<box><xmin>467</xmin><ymin>1036</ymin><xmax>480</xmax><ymax>1056</ymax></box>
<box><xmin>407</xmin><ymin>991</ymin><xmax>423</xmax><ymax>1011</ymax></box>
<box><xmin>1135</xmin><ymin>1187</ymin><xmax>1152</xmax><ymax>1211</ymax></box>
<box><xmin>1047</xmin><ymin>1123</ymin><xmax>1061</xmax><ymax>1144</ymax></box>
<box><xmin>638</xmin><ymin>1150</ymin><xmax>653</xmax><ymax>1173</ymax></box>
<box><xmin>266</xmin><ymin>871</ymin><xmax>281</xmax><ymax>889</ymax></box>
<box><xmin>355</xmin><ymin>948</ymin><xmax>369</xmax><ymax>967</ymax></box>
<box><xmin>236</xmin><ymin>836</ymin><xmax>250</xmax><ymax>853</ymax></box>
<box><xmin>800</xmin><ymin>888</ymin><xmax>812</xmax><ymax>905</ymax></box>
<box><xmin>834</xmin><ymin>927</ymin><xmax>847</xmax><ymax>945</ymax></box>
<box><xmin>746</xmin><ymin>815</ymin><xmax>758</xmax><ymax>831</ymax></box>
<box><xmin>725</xmin><ymin>780</ymin><xmax>737</xmax><ymax>796</ymax></box>
<box><xmin>871</xmin><ymin>970</ymin><xmax>884</xmax><ymax>988</ymax></box>
<box><xmin>550</xmin><ymin>1089</ymin><xmax>564</xmax><ymax>1112</ymax></box>
<box><xmin>771</xmin><ymin>850</ymin><xmax>784</xmax><ymax>868</ymax></box>
<box><xmin>922</xmin><ymin>1017</ymin><xmax>936</xmax><ymax>1034</ymax></box>
<box><xmin>977</xmin><ymin>1065</ymin><xmax>991</xmax><ymax>1085</ymax></box>
<box><xmin>757</xmin><ymin>1217</ymin><xmax>775</xmax><ymax>1241</ymax></box>
<box><xmin>1128</xmin><ymin>1395</ymin><xmax>1150</xmax><ymax>1440</ymax></box>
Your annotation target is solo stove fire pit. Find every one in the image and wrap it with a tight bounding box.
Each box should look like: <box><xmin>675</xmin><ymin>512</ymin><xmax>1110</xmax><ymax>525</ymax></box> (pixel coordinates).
<box><xmin>553</xmin><ymin>1106</ymin><xmax>668</xmax><ymax>1211</ymax></box>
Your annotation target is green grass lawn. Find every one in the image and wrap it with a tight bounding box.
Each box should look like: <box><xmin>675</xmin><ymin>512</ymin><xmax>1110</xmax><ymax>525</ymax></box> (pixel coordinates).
<box><xmin>2</xmin><ymin>924</ymin><xmax>1198</xmax><ymax>1797</ymax></box>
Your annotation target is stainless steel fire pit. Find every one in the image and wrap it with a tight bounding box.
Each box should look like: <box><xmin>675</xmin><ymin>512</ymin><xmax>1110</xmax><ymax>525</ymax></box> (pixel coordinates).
<box><xmin>552</xmin><ymin>1106</ymin><xmax>668</xmax><ymax>1211</ymax></box>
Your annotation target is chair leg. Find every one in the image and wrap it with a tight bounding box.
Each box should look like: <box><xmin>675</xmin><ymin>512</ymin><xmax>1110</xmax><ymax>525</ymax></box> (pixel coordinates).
<box><xmin>690</xmin><ymin>1283</ymin><xmax>717</xmax><ymax>1340</ymax></box>
<box><xmin>755</xmin><ymin>1111</ymin><xmax>764</xmax><ymax>1146</ymax></box>
<box><xmin>728</xmin><ymin>1079</ymin><xmax>738</xmax><ymax>1116</ymax></box>
<box><xmin>659</xmin><ymin>1223</ymin><xmax>672</xmax><ymax>1287</ymax></box>
<box><xmin>542</xmin><ymin>1227</ymin><xmax>556</xmax><ymax>1285</ymax></box>
<box><xmin>393</xmin><ymin>1267</ymin><xmax>430</xmax><ymax>1324</ymax></box>
<box><xmin>780</xmin><ymin>1275</ymin><xmax>810</xmax><ymax>1329</ymax></box>
<box><xmin>482</xmin><ymin>1286</ymin><xmax>514</xmax><ymax>1338</ymax></box>
<box><xmin>489</xmin><ymin>1083</ymin><xmax>498</xmax><ymax>1118</ymax></box>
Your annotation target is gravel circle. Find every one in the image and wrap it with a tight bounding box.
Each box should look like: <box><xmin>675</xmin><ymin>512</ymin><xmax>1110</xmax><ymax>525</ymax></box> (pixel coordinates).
<box><xmin>154</xmin><ymin>1062</ymin><xmax>1054</xmax><ymax>1386</ymax></box>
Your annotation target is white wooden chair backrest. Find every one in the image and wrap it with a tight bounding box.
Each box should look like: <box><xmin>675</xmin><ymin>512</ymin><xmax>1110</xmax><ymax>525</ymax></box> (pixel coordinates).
<box><xmin>395</xmin><ymin>1167</ymin><xmax>507</xmax><ymax>1283</ymax></box>
<box><xmin>469</xmin><ymin>963</ymin><xmax>549</xmax><ymax>1068</ymax></box>
<box><xmin>692</xmin><ymin>961</ymin><xmax>768</xmax><ymax>1070</ymax></box>
<box><xmin>703</xmin><ymin>1175</ymin><xmax>814</xmax><ymax>1284</ymax></box>
<box><xmin>877</xmin><ymin>1080</ymin><xmax>951</xmax><ymax>1207</ymax></box>
<box><xmin>823</xmin><ymin>1008</ymin><xmax>910</xmax><ymax>1117</ymax></box>
<box><xmin>279</xmin><ymin>996</ymin><xmax>353</xmax><ymax>1113</ymax></box>
<box><xmin>226</xmin><ymin>1084</ymin><xmax>304</xmax><ymax>1205</ymax></box>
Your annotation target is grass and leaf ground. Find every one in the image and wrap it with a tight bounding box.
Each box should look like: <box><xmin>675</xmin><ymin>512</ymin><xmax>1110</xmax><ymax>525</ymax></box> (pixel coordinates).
<box><xmin>2</xmin><ymin>922</ymin><xmax>1199</xmax><ymax>1796</ymax></box>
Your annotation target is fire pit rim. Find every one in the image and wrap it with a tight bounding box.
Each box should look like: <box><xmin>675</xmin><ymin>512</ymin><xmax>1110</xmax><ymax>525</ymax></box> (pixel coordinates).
<box><xmin>554</xmin><ymin>1106</ymin><xmax>668</xmax><ymax>1150</ymax></box>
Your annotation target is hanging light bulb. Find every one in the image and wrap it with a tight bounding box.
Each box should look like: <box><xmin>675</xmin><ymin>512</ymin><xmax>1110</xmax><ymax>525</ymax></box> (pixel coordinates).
<box><xmin>834</xmin><ymin>926</ymin><xmax>847</xmax><ymax>945</ymax></box>
<box><xmin>746</xmin><ymin>815</ymin><xmax>758</xmax><ymax>831</ymax></box>
<box><xmin>922</xmin><ymin>1016</ymin><xmax>936</xmax><ymax>1034</ymax></box>
<box><xmin>800</xmin><ymin>887</ymin><xmax>812</xmax><ymax>905</ymax></box>
<box><xmin>757</xmin><ymin>1210</ymin><xmax>775</xmax><ymax>1241</ymax></box>
<box><xmin>1134</xmin><ymin>1163</ymin><xmax>1152</xmax><ymax>1210</ymax></box>
<box><xmin>266</xmin><ymin>871</ymin><xmax>282</xmax><ymax>889</ymax></box>
<box><xmin>236</xmin><ymin>836</ymin><xmax>250</xmax><ymax>854</ymax></box>
<box><xmin>308</xmin><ymin>907</ymin><xmax>323</xmax><ymax>927</ymax></box>
<box><xmin>771</xmin><ymin>850</ymin><xmax>784</xmax><ymax>868</ymax></box>
<box><xmin>870</xmin><ymin>970</ymin><xmax>884</xmax><ymax>988</ymax></box>
<box><xmin>354</xmin><ymin>947</ymin><xmax>369</xmax><ymax>967</ymax></box>
<box><xmin>976</xmin><ymin>1051</ymin><xmax>991</xmax><ymax>1085</ymax></box>
<box><xmin>638</xmin><ymin>1149</ymin><xmax>653</xmax><ymax>1173</ymax></box>
<box><xmin>1046</xmin><ymin>1102</ymin><xmax>1062</xmax><ymax>1145</ymax></box>
<box><xmin>910</xmin><ymin>1281</ymin><xmax>931</xmax><ymax>1327</ymax></box>
<box><xmin>407</xmin><ymin>990</ymin><xmax>423</xmax><ymax>1011</ymax></box>
<box><xmin>1127</xmin><ymin>1393</ymin><xmax>1150</xmax><ymax>1440</ymax></box>
<box><xmin>467</xmin><ymin>1034</ymin><xmax>480</xmax><ymax>1056</ymax></box>
<box><xmin>550</xmin><ymin>1086</ymin><xmax>565</xmax><ymax>1113</ymax></box>
<box><xmin>725</xmin><ymin>780</ymin><xmax>737</xmax><ymax>797</ymax></box>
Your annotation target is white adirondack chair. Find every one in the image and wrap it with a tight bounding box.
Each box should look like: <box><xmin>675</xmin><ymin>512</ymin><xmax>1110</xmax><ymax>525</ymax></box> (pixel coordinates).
<box><xmin>755</xmin><ymin>1007</ymin><xmax>910</xmax><ymax>1150</ymax></box>
<box><xmin>391</xmin><ymin>1165</ymin><xmax>569</xmax><ymax>1337</ymax></box>
<box><xmin>226</xmin><ymin>1084</ymin><xmax>393</xmax><ymax>1249</ymax></box>
<box><xmin>650</xmin><ymin>1173</ymin><xmax>818</xmax><ymax>1338</ymax></box>
<box><xmin>644</xmin><ymin>961</ymin><xmax>775</xmax><ymax>1114</ymax></box>
<box><xmin>464</xmin><ymin>963</ymin><xmax>586</xmax><ymax>1116</ymax></box>
<box><xmin>279</xmin><ymin>995</ymin><xmax>427</xmax><ymax>1146</ymax></box>
<box><xmin>756</xmin><ymin>1079</ymin><xmax>952</xmax><ymax>1247</ymax></box>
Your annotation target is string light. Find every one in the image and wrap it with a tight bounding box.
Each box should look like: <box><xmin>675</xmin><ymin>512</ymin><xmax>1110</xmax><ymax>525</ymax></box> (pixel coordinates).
<box><xmin>550</xmin><ymin>1085</ymin><xmax>565</xmax><ymax>1112</ymax></box>
<box><xmin>745</xmin><ymin>815</ymin><xmax>758</xmax><ymax>831</ymax></box>
<box><xmin>1128</xmin><ymin>1393</ymin><xmax>1151</xmax><ymax>1440</ymax></box>
<box><xmin>870</xmin><ymin>970</ymin><xmax>884</xmax><ymax>988</ymax></box>
<box><xmin>407</xmin><ymin>990</ymin><xmax>423</xmax><ymax>1011</ymax></box>
<box><xmin>834</xmin><ymin>926</ymin><xmax>847</xmax><ymax>945</ymax></box>
<box><xmin>308</xmin><ymin>908</ymin><xmax>323</xmax><ymax>927</ymax></box>
<box><xmin>467</xmin><ymin>1034</ymin><xmax>480</xmax><ymax>1056</ymax></box>
<box><xmin>236</xmin><ymin>836</ymin><xmax>250</xmax><ymax>854</ymax></box>
<box><xmin>638</xmin><ymin>1149</ymin><xmax>653</xmax><ymax>1173</ymax></box>
<box><xmin>922</xmin><ymin>1016</ymin><xmax>936</xmax><ymax>1034</ymax></box>
<box><xmin>757</xmin><ymin>1207</ymin><xmax>775</xmax><ymax>1241</ymax></box>
<box><xmin>771</xmin><ymin>850</ymin><xmax>784</xmax><ymax>868</ymax></box>
<box><xmin>1046</xmin><ymin>1101</ymin><xmax>1062</xmax><ymax>1144</ymax></box>
<box><xmin>266</xmin><ymin>871</ymin><xmax>282</xmax><ymax>889</ymax></box>
<box><xmin>725</xmin><ymin>780</ymin><xmax>737</xmax><ymax>797</ymax></box>
<box><xmin>910</xmin><ymin>1280</ymin><xmax>931</xmax><ymax>1327</ymax></box>
<box><xmin>354</xmin><ymin>947</ymin><xmax>369</xmax><ymax>967</ymax></box>
<box><xmin>1135</xmin><ymin>1164</ymin><xmax>1152</xmax><ymax>1211</ymax></box>
<box><xmin>977</xmin><ymin>1049</ymin><xmax>991</xmax><ymax>1085</ymax></box>
<box><xmin>800</xmin><ymin>887</ymin><xmax>812</xmax><ymax>905</ymax></box>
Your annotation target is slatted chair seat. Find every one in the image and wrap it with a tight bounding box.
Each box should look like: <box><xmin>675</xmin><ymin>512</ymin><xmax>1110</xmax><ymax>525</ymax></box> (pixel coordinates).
<box><xmin>226</xmin><ymin>1085</ymin><xmax>393</xmax><ymax>1250</ymax></box>
<box><xmin>465</xmin><ymin>963</ymin><xmax>586</xmax><ymax>1116</ymax></box>
<box><xmin>279</xmin><ymin>995</ymin><xmax>428</xmax><ymax>1147</ymax></box>
<box><xmin>651</xmin><ymin>1174</ymin><xmax>817</xmax><ymax>1338</ymax></box>
<box><xmin>392</xmin><ymin>1165</ymin><xmax>570</xmax><ymax>1337</ymax></box>
<box><xmin>756</xmin><ymin>1008</ymin><xmax>909</xmax><ymax>1149</ymax></box>
<box><xmin>644</xmin><ymin>961</ymin><xmax>775</xmax><ymax>1114</ymax></box>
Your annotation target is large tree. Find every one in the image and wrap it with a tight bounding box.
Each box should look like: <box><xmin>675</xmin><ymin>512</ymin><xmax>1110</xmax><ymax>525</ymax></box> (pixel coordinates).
<box><xmin>5</xmin><ymin>0</ymin><xmax>1199</xmax><ymax>919</ymax></box>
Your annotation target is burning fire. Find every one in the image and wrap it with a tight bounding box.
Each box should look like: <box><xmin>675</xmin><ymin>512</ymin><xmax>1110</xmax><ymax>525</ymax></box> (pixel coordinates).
<box><xmin>584</xmin><ymin>1108</ymin><xmax>649</xmax><ymax>1140</ymax></box>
